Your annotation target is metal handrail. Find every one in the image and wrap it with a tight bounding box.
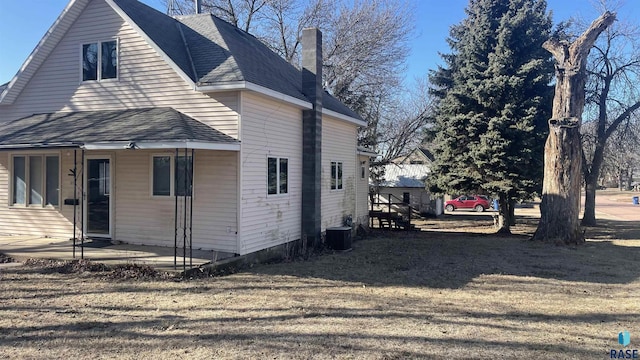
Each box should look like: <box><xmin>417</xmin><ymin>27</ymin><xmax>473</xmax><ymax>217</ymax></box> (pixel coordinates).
<box><xmin>369</xmin><ymin>193</ymin><xmax>412</xmax><ymax>229</ymax></box>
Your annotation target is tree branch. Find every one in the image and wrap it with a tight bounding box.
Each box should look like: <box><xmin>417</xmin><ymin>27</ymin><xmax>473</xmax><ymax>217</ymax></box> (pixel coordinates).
<box><xmin>570</xmin><ymin>11</ymin><xmax>616</xmax><ymax>66</ymax></box>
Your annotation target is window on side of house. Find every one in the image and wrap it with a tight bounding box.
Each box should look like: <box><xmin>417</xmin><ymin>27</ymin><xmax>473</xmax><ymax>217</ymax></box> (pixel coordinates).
<box><xmin>360</xmin><ymin>161</ymin><xmax>366</xmax><ymax>179</ymax></box>
<box><xmin>12</xmin><ymin>154</ymin><xmax>59</xmax><ymax>207</ymax></box>
<box><xmin>82</xmin><ymin>40</ymin><xmax>117</xmax><ymax>81</ymax></box>
<box><xmin>267</xmin><ymin>157</ymin><xmax>288</xmax><ymax>195</ymax></box>
<box><xmin>175</xmin><ymin>155</ymin><xmax>193</xmax><ymax>197</ymax></box>
<box><xmin>151</xmin><ymin>155</ymin><xmax>193</xmax><ymax>197</ymax></box>
<box><xmin>331</xmin><ymin>161</ymin><xmax>343</xmax><ymax>190</ymax></box>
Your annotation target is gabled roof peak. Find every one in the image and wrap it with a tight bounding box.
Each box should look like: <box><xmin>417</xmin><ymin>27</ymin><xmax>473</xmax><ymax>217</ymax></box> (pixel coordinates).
<box><xmin>2</xmin><ymin>0</ymin><xmax>362</xmax><ymax>123</ymax></box>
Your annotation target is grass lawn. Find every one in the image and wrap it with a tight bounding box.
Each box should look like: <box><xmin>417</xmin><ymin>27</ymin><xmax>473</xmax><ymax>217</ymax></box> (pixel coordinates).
<box><xmin>1</xmin><ymin>214</ymin><xmax>639</xmax><ymax>359</ymax></box>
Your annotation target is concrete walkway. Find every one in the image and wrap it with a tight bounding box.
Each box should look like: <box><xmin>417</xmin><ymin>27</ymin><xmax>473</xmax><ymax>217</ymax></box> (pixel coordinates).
<box><xmin>0</xmin><ymin>235</ymin><xmax>234</xmax><ymax>273</ymax></box>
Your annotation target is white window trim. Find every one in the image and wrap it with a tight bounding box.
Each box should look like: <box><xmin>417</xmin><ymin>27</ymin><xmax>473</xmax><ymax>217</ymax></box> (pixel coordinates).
<box><xmin>331</xmin><ymin>161</ymin><xmax>344</xmax><ymax>191</ymax></box>
<box><xmin>80</xmin><ymin>38</ymin><xmax>119</xmax><ymax>83</ymax></box>
<box><xmin>9</xmin><ymin>151</ymin><xmax>61</xmax><ymax>208</ymax></box>
<box><xmin>267</xmin><ymin>156</ymin><xmax>289</xmax><ymax>196</ymax></box>
<box><xmin>150</xmin><ymin>153</ymin><xmax>195</xmax><ymax>198</ymax></box>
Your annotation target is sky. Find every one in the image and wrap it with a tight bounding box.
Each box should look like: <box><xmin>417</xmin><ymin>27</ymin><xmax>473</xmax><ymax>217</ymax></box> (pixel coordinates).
<box><xmin>1</xmin><ymin>0</ymin><xmax>639</xmax><ymax>86</ymax></box>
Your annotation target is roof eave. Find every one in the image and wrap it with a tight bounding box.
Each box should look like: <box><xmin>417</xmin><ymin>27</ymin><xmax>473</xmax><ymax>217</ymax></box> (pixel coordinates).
<box><xmin>323</xmin><ymin>109</ymin><xmax>367</xmax><ymax>127</ymax></box>
<box><xmin>0</xmin><ymin>0</ymin><xmax>89</xmax><ymax>105</ymax></box>
<box><xmin>357</xmin><ymin>149</ymin><xmax>378</xmax><ymax>157</ymax></box>
<box><xmin>104</xmin><ymin>0</ymin><xmax>197</xmax><ymax>89</ymax></box>
<box><xmin>196</xmin><ymin>81</ymin><xmax>313</xmax><ymax>110</ymax></box>
<box><xmin>82</xmin><ymin>140</ymin><xmax>240</xmax><ymax>151</ymax></box>
<box><xmin>0</xmin><ymin>142</ymin><xmax>82</xmax><ymax>150</ymax></box>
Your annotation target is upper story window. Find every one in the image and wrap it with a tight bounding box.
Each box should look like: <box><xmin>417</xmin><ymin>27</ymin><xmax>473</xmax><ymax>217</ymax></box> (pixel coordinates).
<box><xmin>82</xmin><ymin>40</ymin><xmax>118</xmax><ymax>81</ymax></box>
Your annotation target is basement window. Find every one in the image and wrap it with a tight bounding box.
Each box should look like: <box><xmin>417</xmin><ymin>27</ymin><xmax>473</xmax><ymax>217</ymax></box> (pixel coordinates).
<box><xmin>267</xmin><ymin>157</ymin><xmax>288</xmax><ymax>195</ymax></box>
<box><xmin>331</xmin><ymin>161</ymin><xmax>343</xmax><ymax>190</ymax></box>
<box><xmin>82</xmin><ymin>40</ymin><xmax>118</xmax><ymax>81</ymax></box>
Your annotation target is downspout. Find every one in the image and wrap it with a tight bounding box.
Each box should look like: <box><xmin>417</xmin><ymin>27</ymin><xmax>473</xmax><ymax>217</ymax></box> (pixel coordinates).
<box><xmin>189</xmin><ymin>148</ymin><xmax>194</xmax><ymax>269</ymax></box>
<box><xmin>72</xmin><ymin>149</ymin><xmax>77</xmax><ymax>258</ymax></box>
<box><xmin>80</xmin><ymin>149</ymin><xmax>85</xmax><ymax>259</ymax></box>
<box><xmin>174</xmin><ymin>147</ymin><xmax>178</xmax><ymax>269</ymax></box>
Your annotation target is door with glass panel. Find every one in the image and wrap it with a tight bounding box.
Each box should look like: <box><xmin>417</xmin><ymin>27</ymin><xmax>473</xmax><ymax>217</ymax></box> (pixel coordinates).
<box><xmin>85</xmin><ymin>157</ymin><xmax>111</xmax><ymax>237</ymax></box>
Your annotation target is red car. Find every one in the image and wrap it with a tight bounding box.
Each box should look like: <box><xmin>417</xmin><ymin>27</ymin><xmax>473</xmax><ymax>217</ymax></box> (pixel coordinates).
<box><xmin>445</xmin><ymin>195</ymin><xmax>490</xmax><ymax>212</ymax></box>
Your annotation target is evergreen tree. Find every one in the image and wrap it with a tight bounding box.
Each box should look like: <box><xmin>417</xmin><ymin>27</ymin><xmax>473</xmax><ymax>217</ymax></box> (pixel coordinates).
<box><xmin>428</xmin><ymin>0</ymin><xmax>554</xmax><ymax>232</ymax></box>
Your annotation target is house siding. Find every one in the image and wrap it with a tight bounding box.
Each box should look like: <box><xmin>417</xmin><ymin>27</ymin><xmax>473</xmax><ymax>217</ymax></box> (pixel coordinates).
<box><xmin>0</xmin><ymin>0</ymin><xmax>239</xmax><ymax>139</ymax></box>
<box><xmin>355</xmin><ymin>153</ymin><xmax>370</xmax><ymax>228</ymax></box>
<box><xmin>239</xmin><ymin>92</ymin><xmax>303</xmax><ymax>255</ymax></box>
<box><xmin>321</xmin><ymin>115</ymin><xmax>358</xmax><ymax>231</ymax></box>
<box><xmin>114</xmin><ymin>149</ymin><xmax>238</xmax><ymax>252</ymax></box>
<box><xmin>0</xmin><ymin>150</ymin><xmax>75</xmax><ymax>238</ymax></box>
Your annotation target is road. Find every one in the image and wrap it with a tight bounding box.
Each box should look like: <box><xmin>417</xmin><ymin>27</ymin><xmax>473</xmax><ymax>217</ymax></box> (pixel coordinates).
<box><xmin>591</xmin><ymin>191</ymin><xmax>640</xmax><ymax>221</ymax></box>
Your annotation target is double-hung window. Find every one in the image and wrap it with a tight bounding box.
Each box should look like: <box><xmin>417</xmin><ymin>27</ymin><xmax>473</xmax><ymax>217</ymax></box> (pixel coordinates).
<box><xmin>12</xmin><ymin>155</ymin><xmax>59</xmax><ymax>207</ymax></box>
<box><xmin>267</xmin><ymin>157</ymin><xmax>288</xmax><ymax>195</ymax></box>
<box><xmin>331</xmin><ymin>161</ymin><xmax>343</xmax><ymax>190</ymax></box>
<box><xmin>152</xmin><ymin>155</ymin><xmax>193</xmax><ymax>197</ymax></box>
<box><xmin>82</xmin><ymin>40</ymin><xmax>118</xmax><ymax>81</ymax></box>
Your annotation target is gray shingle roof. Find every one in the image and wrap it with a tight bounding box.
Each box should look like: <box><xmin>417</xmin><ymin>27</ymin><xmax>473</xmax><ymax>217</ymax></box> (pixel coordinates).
<box><xmin>0</xmin><ymin>108</ymin><xmax>239</xmax><ymax>149</ymax></box>
<box><xmin>111</xmin><ymin>0</ymin><xmax>361</xmax><ymax>120</ymax></box>
<box><xmin>112</xmin><ymin>0</ymin><xmax>195</xmax><ymax>81</ymax></box>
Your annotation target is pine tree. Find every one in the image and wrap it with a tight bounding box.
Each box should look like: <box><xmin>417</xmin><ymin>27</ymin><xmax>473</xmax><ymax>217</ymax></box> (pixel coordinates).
<box><xmin>428</xmin><ymin>0</ymin><xmax>554</xmax><ymax>233</ymax></box>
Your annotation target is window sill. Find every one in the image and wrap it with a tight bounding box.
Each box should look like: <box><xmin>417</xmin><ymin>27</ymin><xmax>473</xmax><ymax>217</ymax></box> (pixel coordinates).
<box><xmin>9</xmin><ymin>205</ymin><xmax>59</xmax><ymax>210</ymax></box>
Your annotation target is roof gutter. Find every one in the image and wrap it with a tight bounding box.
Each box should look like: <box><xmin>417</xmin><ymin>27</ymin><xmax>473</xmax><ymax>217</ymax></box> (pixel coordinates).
<box><xmin>196</xmin><ymin>81</ymin><xmax>313</xmax><ymax>110</ymax></box>
<box><xmin>0</xmin><ymin>142</ymin><xmax>83</xmax><ymax>150</ymax></box>
<box><xmin>197</xmin><ymin>81</ymin><xmax>365</xmax><ymax>126</ymax></box>
<box><xmin>82</xmin><ymin>140</ymin><xmax>240</xmax><ymax>151</ymax></box>
<box><xmin>324</xmin><ymin>109</ymin><xmax>367</xmax><ymax>127</ymax></box>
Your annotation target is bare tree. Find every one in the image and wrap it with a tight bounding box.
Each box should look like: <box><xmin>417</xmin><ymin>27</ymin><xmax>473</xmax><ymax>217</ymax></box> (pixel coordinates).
<box><xmin>598</xmin><ymin>119</ymin><xmax>640</xmax><ymax>189</ymax></box>
<box><xmin>532</xmin><ymin>11</ymin><xmax>616</xmax><ymax>245</ymax></box>
<box><xmin>162</xmin><ymin>0</ymin><xmax>417</xmax><ymax>161</ymax></box>
<box><xmin>165</xmin><ymin>0</ymin><xmax>268</xmax><ymax>32</ymax></box>
<box><xmin>375</xmin><ymin>77</ymin><xmax>434</xmax><ymax>163</ymax></box>
<box><xmin>580</xmin><ymin>16</ymin><xmax>640</xmax><ymax>225</ymax></box>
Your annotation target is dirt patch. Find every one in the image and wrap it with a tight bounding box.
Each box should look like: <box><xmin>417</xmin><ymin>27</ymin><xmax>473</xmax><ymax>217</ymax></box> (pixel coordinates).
<box><xmin>20</xmin><ymin>258</ymin><xmax>177</xmax><ymax>280</ymax></box>
<box><xmin>1</xmin><ymin>216</ymin><xmax>638</xmax><ymax>359</ymax></box>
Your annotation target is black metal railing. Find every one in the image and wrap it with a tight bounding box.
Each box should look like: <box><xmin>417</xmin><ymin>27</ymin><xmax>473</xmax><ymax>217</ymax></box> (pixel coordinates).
<box><xmin>368</xmin><ymin>193</ymin><xmax>412</xmax><ymax>230</ymax></box>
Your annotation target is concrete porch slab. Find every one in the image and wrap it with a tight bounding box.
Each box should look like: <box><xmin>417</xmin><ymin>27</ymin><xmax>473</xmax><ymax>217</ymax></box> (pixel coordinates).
<box><xmin>0</xmin><ymin>235</ymin><xmax>235</xmax><ymax>273</ymax></box>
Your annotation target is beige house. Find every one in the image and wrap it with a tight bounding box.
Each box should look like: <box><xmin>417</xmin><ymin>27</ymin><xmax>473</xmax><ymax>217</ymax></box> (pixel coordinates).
<box><xmin>0</xmin><ymin>0</ymin><xmax>369</xmax><ymax>256</ymax></box>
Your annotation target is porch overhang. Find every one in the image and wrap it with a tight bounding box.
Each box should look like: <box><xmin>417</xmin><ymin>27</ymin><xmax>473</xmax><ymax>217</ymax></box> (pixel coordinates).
<box><xmin>82</xmin><ymin>141</ymin><xmax>239</xmax><ymax>151</ymax></box>
<box><xmin>0</xmin><ymin>107</ymin><xmax>240</xmax><ymax>151</ymax></box>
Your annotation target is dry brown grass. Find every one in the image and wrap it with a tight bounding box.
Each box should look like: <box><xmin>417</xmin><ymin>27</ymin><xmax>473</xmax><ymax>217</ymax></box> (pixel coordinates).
<box><xmin>1</xmin><ymin>215</ymin><xmax>639</xmax><ymax>359</ymax></box>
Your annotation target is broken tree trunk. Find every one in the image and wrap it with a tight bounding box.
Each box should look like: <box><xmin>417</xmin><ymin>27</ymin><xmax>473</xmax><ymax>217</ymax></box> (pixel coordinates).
<box><xmin>532</xmin><ymin>11</ymin><xmax>616</xmax><ymax>245</ymax></box>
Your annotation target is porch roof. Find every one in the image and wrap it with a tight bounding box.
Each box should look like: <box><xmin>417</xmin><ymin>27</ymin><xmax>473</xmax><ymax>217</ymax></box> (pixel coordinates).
<box><xmin>0</xmin><ymin>107</ymin><xmax>240</xmax><ymax>151</ymax></box>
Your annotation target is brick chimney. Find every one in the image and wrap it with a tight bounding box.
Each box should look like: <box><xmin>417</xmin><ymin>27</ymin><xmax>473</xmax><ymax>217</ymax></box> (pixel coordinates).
<box><xmin>301</xmin><ymin>28</ymin><xmax>323</xmax><ymax>249</ymax></box>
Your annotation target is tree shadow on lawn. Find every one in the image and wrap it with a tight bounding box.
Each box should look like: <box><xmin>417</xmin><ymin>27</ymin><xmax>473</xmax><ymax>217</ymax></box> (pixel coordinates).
<box><xmin>251</xmin><ymin>217</ymin><xmax>640</xmax><ymax>289</ymax></box>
